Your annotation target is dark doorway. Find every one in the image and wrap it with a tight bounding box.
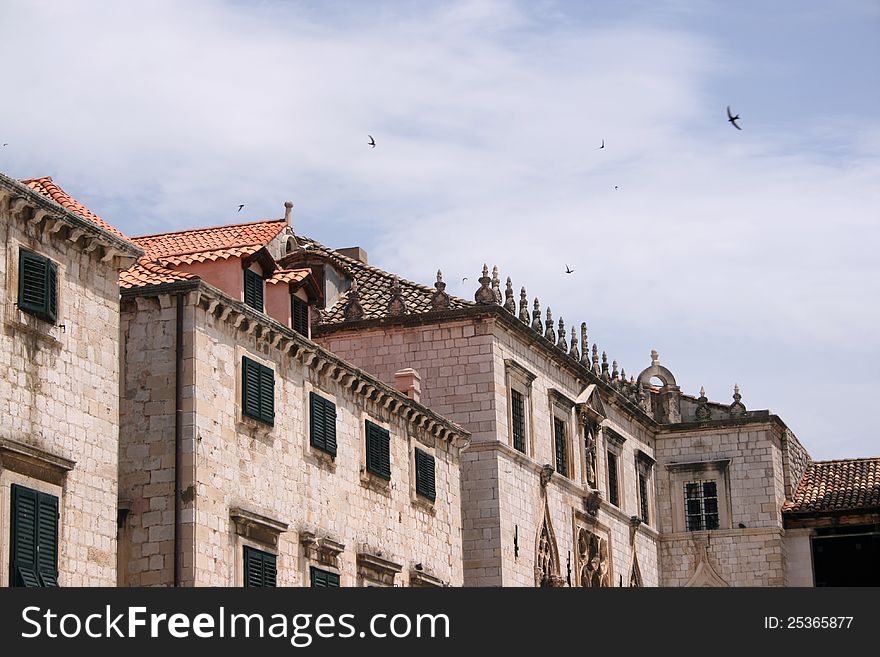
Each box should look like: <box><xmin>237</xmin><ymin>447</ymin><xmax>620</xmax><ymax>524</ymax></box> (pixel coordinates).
<box><xmin>812</xmin><ymin>527</ymin><xmax>880</xmax><ymax>586</ymax></box>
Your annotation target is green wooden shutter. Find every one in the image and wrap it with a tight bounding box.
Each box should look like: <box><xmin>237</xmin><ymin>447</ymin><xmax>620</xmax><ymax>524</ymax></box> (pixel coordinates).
<box><xmin>36</xmin><ymin>492</ymin><xmax>59</xmax><ymax>586</ymax></box>
<box><xmin>365</xmin><ymin>421</ymin><xmax>391</xmax><ymax>480</ymax></box>
<box><xmin>310</xmin><ymin>567</ymin><xmax>340</xmax><ymax>587</ymax></box>
<box><xmin>292</xmin><ymin>296</ymin><xmax>309</xmax><ymax>336</ymax></box>
<box><xmin>310</xmin><ymin>392</ymin><xmax>337</xmax><ymax>457</ymax></box>
<box><xmin>18</xmin><ymin>250</ymin><xmax>57</xmax><ymax>323</ymax></box>
<box><xmin>415</xmin><ymin>448</ymin><xmax>436</xmax><ymax>501</ymax></box>
<box><xmin>244</xmin><ymin>546</ymin><xmax>277</xmax><ymax>587</ymax></box>
<box><xmin>242</xmin><ymin>356</ymin><xmax>262</xmax><ymax>421</ymax></box>
<box><xmin>243</xmin><ymin>268</ymin><xmax>264</xmax><ymax>312</ymax></box>
<box><xmin>258</xmin><ymin>364</ymin><xmax>275</xmax><ymax>425</ymax></box>
<box><xmin>11</xmin><ymin>485</ymin><xmax>40</xmax><ymax>587</ymax></box>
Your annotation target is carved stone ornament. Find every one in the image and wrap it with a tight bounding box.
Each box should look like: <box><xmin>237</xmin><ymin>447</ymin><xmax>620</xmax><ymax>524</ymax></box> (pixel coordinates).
<box><xmin>577</xmin><ymin>527</ymin><xmax>611</xmax><ymax>587</ymax></box>
<box><xmin>386</xmin><ymin>276</ymin><xmax>408</xmax><ymax>316</ymax></box>
<box><xmin>540</xmin><ymin>463</ymin><xmax>555</xmax><ymax>488</ymax></box>
<box><xmin>474</xmin><ymin>264</ymin><xmax>495</xmax><ymax>304</ymax></box>
<box><xmin>343</xmin><ymin>279</ymin><xmax>364</xmax><ymax>321</ymax></box>
<box><xmin>300</xmin><ymin>532</ymin><xmax>345</xmax><ymax>570</ymax></box>
<box><xmin>430</xmin><ymin>270</ymin><xmax>450</xmax><ymax>311</ymax></box>
<box><xmin>584</xmin><ymin>490</ymin><xmax>601</xmax><ymax>517</ymax></box>
<box><xmin>535</xmin><ymin>503</ymin><xmax>563</xmax><ymax>587</ymax></box>
<box><xmin>695</xmin><ymin>386</ymin><xmax>712</xmax><ymax>421</ymax></box>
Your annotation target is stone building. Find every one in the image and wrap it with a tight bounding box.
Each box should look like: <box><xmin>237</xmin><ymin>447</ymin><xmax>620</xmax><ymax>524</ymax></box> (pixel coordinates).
<box><xmin>117</xmin><ymin>217</ymin><xmax>469</xmax><ymax>587</ymax></box>
<box><xmin>0</xmin><ymin>173</ymin><xmax>141</xmax><ymax>587</ymax></box>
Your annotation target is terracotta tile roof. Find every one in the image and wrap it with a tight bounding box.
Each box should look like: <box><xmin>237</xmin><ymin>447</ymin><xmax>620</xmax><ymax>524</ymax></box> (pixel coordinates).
<box><xmin>119</xmin><ymin>259</ymin><xmax>197</xmax><ymax>289</ymax></box>
<box><xmin>133</xmin><ymin>219</ymin><xmax>286</xmax><ymax>265</ymax></box>
<box><xmin>20</xmin><ymin>176</ymin><xmax>129</xmax><ymax>241</ymax></box>
<box><xmin>295</xmin><ymin>236</ymin><xmax>472</xmax><ymax>323</ymax></box>
<box><xmin>266</xmin><ymin>268</ymin><xmax>311</xmax><ymax>285</ymax></box>
<box><xmin>783</xmin><ymin>458</ymin><xmax>880</xmax><ymax>513</ymax></box>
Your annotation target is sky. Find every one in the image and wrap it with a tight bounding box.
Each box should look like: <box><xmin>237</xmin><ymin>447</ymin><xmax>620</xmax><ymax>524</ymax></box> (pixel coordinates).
<box><xmin>1</xmin><ymin>0</ymin><xmax>878</xmax><ymax>459</ymax></box>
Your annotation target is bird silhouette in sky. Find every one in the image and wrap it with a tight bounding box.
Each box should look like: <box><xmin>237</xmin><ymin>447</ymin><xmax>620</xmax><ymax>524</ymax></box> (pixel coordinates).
<box><xmin>237</xmin><ymin>204</ymin><xmax>244</xmax><ymax>212</ymax></box>
<box><xmin>727</xmin><ymin>106</ymin><xmax>742</xmax><ymax>130</ymax></box>
<box><xmin>462</xmin><ymin>277</ymin><xmax>468</xmax><ymax>282</ymax></box>
<box><xmin>597</xmin><ymin>139</ymin><xmax>604</xmax><ymax>149</ymax></box>
<box><xmin>565</xmin><ymin>265</ymin><xmax>574</xmax><ymax>274</ymax></box>
<box><xmin>367</xmin><ymin>135</ymin><xmax>376</xmax><ymax>148</ymax></box>
<box><xmin>613</xmin><ymin>185</ymin><xmax>618</xmax><ymax>190</ymax></box>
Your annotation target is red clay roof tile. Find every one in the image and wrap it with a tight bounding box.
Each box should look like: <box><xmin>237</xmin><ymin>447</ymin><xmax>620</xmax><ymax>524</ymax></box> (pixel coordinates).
<box><xmin>783</xmin><ymin>457</ymin><xmax>880</xmax><ymax>513</ymax></box>
<box><xmin>20</xmin><ymin>176</ymin><xmax>129</xmax><ymax>241</ymax></box>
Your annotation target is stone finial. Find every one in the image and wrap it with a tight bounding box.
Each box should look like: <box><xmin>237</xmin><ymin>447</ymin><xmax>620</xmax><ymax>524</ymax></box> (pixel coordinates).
<box><xmin>569</xmin><ymin>327</ymin><xmax>579</xmax><ymax>361</ymax></box>
<box><xmin>557</xmin><ymin>318</ymin><xmax>567</xmax><ymax>352</ymax></box>
<box><xmin>343</xmin><ymin>279</ymin><xmax>364</xmax><ymax>321</ymax></box>
<box><xmin>611</xmin><ymin>360</ymin><xmax>619</xmax><ymax>380</ymax></box>
<box><xmin>695</xmin><ymin>386</ymin><xmax>711</xmax><ymax>421</ymax></box>
<box><xmin>651</xmin><ymin>349</ymin><xmax>660</xmax><ymax>365</ymax></box>
<box><xmin>491</xmin><ymin>266</ymin><xmax>502</xmax><ymax>304</ymax></box>
<box><xmin>531</xmin><ymin>298</ymin><xmax>543</xmax><ymax>333</ymax></box>
<box><xmin>729</xmin><ymin>383</ymin><xmax>746</xmax><ymax>416</ymax></box>
<box><xmin>544</xmin><ymin>307</ymin><xmax>556</xmax><ymax>344</ymax></box>
<box><xmin>580</xmin><ymin>323</ymin><xmax>589</xmax><ymax>365</ymax></box>
<box><xmin>620</xmin><ymin>367</ymin><xmax>626</xmax><ymax>382</ymax></box>
<box><xmin>503</xmin><ymin>277</ymin><xmax>517</xmax><ymax>314</ymax></box>
<box><xmin>601</xmin><ymin>351</ymin><xmax>610</xmax><ymax>379</ymax></box>
<box><xmin>591</xmin><ymin>344</ymin><xmax>600</xmax><ymax>374</ymax></box>
<box><xmin>475</xmin><ymin>264</ymin><xmax>495</xmax><ymax>304</ymax></box>
<box><xmin>431</xmin><ymin>270</ymin><xmax>450</xmax><ymax>311</ymax></box>
<box><xmin>387</xmin><ymin>276</ymin><xmax>408</xmax><ymax>316</ymax></box>
<box><xmin>519</xmin><ymin>287</ymin><xmax>530</xmax><ymax>324</ymax></box>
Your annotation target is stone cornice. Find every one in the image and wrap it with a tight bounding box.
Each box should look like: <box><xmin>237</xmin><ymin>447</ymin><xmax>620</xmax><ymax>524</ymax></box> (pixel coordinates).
<box><xmin>120</xmin><ymin>280</ymin><xmax>470</xmax><ymax>449</ymax></box>
<box><xmin>0</xmin><ymin>173</ymin><xmax>142</xmax><ymax>268</ymax></box>
<box><xmin>0</xmin><ymin>437</ymin><xmax>76</xmax><ymax>486</ymax></box>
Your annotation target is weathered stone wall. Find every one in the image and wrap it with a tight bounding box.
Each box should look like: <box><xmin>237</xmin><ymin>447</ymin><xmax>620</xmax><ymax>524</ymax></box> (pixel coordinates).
<box><xmin>119</xmin><ymin>293</ymin><xmax>463</xmax><ymax>587</ymax></box>
<box><xmin>0</xmin><ymin>203</ymin><xmax>125</xmax><ymax>586</ymax></box>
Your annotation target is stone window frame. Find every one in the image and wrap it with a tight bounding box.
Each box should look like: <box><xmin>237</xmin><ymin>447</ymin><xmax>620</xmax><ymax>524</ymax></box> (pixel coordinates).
<box><xmin>504</xmin><ymin>359</ymin><xmax>536</xmax><ymax>458</ymax></box>
<box><xmin>300</xmin><ymin>531</ymin><xmax>345</xmax><ymax>586</ymax></box>
<box><xmin>5</xmin><ymin>240</ymin><xmax>65</xmax><ymax>339</ymax></box>
<box><xmin>408</xmin><ymin>436</ymin><xmax>437</xmax><ymax>513</ymax></box>
<box><xmin>234</xmin><ymin>346</ymin><xmax>276</xmax><ymax>430</ymax></box>
<box><xmin>0</xmin><ymin>439</ymin><xmax>74</xmax><ymax>588</ymax></box>
<box><xmin>230</xmin><ymin>507</ymin><xmax>288</xmax><ymax>587</ymax></box>
<box><xmin>360</xmin><ymin>414</ymin><xmax>393</xmax><ymax>493</ymax></box>
<box><xmin>635</xmin><ymin>449</ymin><xmax>655</xmax><ymax>527</ymax></box>
<box><xmin>356</xmin><ymin>551</ymin><xmax>403</xmax><ymax>587</ymax></box>
<box><xmin>549</xmin><ymin>390</ymin><xmax>576</xmax><ymax>480</ymax></box>
<box><xmin>604</xmin><ymin>426</ymin><xmax>626</xmax><ymax>509</ymax></box>
<box><xmin>666</xmin><ymin>459</ymin><xmax>732</xmax><ymax>533</ymax></box>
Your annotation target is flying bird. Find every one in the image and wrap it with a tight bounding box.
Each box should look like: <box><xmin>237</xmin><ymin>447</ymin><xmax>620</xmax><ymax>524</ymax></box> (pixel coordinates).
<box><xmin>462</xmin><ymin>277</ymin><xmax>468</xmax><ymax>282</ymax></box>
<box><xmin>367</xmin><ymin>135</ymin><xmax>376</xmax><ymax>148</ymax></box>
<box><xmin>237</xmin><ymin>204</ymin><xmax>244</xmax><ymax>212</ymax></box>
<box><xmin>727</xmin><ymin>106</ymin><xmax>742</xmax><ymax>130</ymax></box>
<box><xmin>597</xmin><ymin>139</ymin><xmax>604</xmax><ymax>150</ymax></box>
<box><xmin>613</xmin><ymin>185</ymin><xmax>618</xmax><ymax>190</ymax></box>
<box><xmin>565</xmin><ymin>265</ymin><xmax>574</xmax><ymax>274</ymax></box>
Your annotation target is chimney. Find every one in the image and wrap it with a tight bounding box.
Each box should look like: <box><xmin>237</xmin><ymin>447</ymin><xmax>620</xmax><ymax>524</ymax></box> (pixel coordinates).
<box><xmin>394</xmin><ymin>368</ymin><xmax>421</xmax><ymax>403</ymax></box>
<box><xmin>337</xmin><ymin>246</ymin><xmax>368</xmax><ymax>264</ymax></box>
<box><xmin>284</xmin><ymin>201</ymin><xmax>293</xmax><ymax>226</ymax></box>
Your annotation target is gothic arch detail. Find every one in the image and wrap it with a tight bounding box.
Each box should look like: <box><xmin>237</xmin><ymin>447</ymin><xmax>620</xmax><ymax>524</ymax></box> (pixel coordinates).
<box><xmin>577</xmin><ymin>526</ymin><xmax>611</xmax><ymax>587</ymax></box>
<box><xmin>535</xmin><ymin>502</ymin><xmax>562</xmax><ymax>587</ymax></box>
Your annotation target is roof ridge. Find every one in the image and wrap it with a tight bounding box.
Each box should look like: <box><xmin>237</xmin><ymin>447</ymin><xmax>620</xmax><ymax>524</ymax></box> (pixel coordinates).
<box><xmin>134</xmin><ymin>218</ymin><xmax>286</xmax><ymax>240</ymax></box>
<box><xmin>810</xmin><ymin>457</ymin><xmax>880</xmax><ymax>464</ymax></box>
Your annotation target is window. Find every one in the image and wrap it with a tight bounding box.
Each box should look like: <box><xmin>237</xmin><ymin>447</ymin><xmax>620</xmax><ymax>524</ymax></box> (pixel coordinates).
<box><xmin>511</xmin><ymin>389</ymin><xmax>526</xmax><ymax>454</ymax></box>
<box><xmin>684</xmin><ymin>480</ymin><xmax>719</xmax><ymax>531</ymax></box>
<box><xmin>10</xmin><ymin>484</ymin><xmax>59</xmax><ymax>587</ymax></box>
<box><xmin>414</xmin><ymin>448</ymin><xmax>436</xmax><ymax>501</ymax></box>
<box><xmin>553</xmin><ymin>418</ymin><xmax>568</xmax><ymax>476</ymax></box>
<box><xmin>606</xmin><ymin>451</ymin><xmax>619</xmax><ymax>507</ymax></box>
<box><xmin>365</xmin><ymin>421</ymin><xmax>391</xmax><ymax>480</ymax></box>
<box><xmin>243</xmin><ymin>268</ymin><xmax>264</xmax><ymax>312</ymax></box>
<box><xmin>638</xmin><ymin>473</ymin><xmax>650</xmax><ymax>524</ymax></box>
<box><xmin>243</xmin><ymin>546</ymin><xmax>277</xmax><ymax>587</ymax></box>
<box><xmin>309</xmin><ymin>392</ymin><xmax>337</xmax><ymax>457</ymax></box>
<box><xmin>310</xmin><ymin>567</ymin><xmax>340</xmax><ymax>587</ymax></box>
<box><xmin>242</xmin><ymin>356</ymin><xmax>274</xmax><ymax>425</ymax></box>
<box><xmin>18</xmin><ymin>249</ymin><xmax>57</xmax><ymax>323</ymax></box>
<box><xmin>292</xmin><ymin>296</ymin><xmax>310</xmax><ymax>337</ymax></box>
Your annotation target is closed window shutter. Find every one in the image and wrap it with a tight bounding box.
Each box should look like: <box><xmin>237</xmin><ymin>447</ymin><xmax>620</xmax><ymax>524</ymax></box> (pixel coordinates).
<box><xmin>18</xmin><ymin>250</ymin><xmax>57</xmax><ymax>323</ymax></box>
<box><xmin>244</xmin><ymin>546</ymin><xmax>277</xmax><ymax>587</ymax></box>
<box><xmin>310</xmin><ymin>392</ymin><xmax>337</xmax><ymax>457</ymax></box>
<box><xmin>258</xmin><ymin>364</ymin><xmax>275</xmax><ymax>425</ymax></box>
<box><xmin>365</xmin><ymin>421</ymin><xmax>391</xmax><ymax>480</ymax></box>
<box><xmin>37</xmin><ymin>493</ymin><xmax>59</xmax><ymax>587</ymax></box>
<box><xmin>292</xmin><ymin>297</ymin><xmax>309</xmax><ymax>336</ymax></box>
<box><xmin>243</xmin><ymin>269</ymin><xmax>264</xmax><ymax>312</ymax></box>
<box><xmin>242</xmin><ymin>357</ymin><xmax>262</xmax><ymax>421</ymax></box>
<box><xmin>310</xmin><ymin>567</ymin><xmax>340</xmax><ymax>587</ymax></box>
<box><xmin>415</xmin><ymin>448</ymin><xmax>436</xmax><ymax>501</ymax></box>
<box><xmin>554</xmin><ymin>418</ymin><xmax>567</xmax><ymax>476</ymax></box>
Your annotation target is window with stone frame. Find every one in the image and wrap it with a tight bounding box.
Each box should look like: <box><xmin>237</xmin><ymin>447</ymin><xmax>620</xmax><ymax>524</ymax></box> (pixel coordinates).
<box><xmin>666</xmin><ymin>459</ymin><xmax>731</xmax><ymax>533</ymax></box>
<box><xmin>553</xmin><ymin>418</ymin><xmax>568</xmax><ymax>477</ymax></box>
<box><xmin>604</xmin><ymin>428</ymin><xmax>626</xmax><ymax>509</ymax></box>
<box><xmin>549</xmin><ymin>390</ymin><xmax>575</xmax><ymax>479</ymax></box>
<box><xmin>504</xmin><ymin>360</ymin><xmax>535</xmax><ymax>456</ymax></box>
<box><xmin>241</xmin><ymin>355</ymin><xmax>275</xmax><ymax>425</ymax></box>
<box><xmin>243</xmin><ymin>545</ymin><xmax>277</xmax><ymax>587</ymax></box>
<box><xmin>310</xmin><ymin>566</ymin><xmax>340</xmax><ymax>587</ymax></box>
<box><xmin>635</xmin><ymin>449</ymin><xmax>655</xmax><ymax>526</ymax></box>
<box><xmin>9</xmin><ymin>484</ymin><xmax>59</xmax><ymax>587</ymax></box>
<box><xmin>18</xmin><ymin>248</ymin><xmax>58</xmax><ymax>324</ymax></box>
<box><xmin>230</xmin><ymin>508</ymin><xmax>287</xmax><ymax>587</ymax></box>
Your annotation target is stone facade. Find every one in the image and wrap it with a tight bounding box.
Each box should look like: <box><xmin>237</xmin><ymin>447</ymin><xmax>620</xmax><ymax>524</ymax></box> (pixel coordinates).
<box><xmin>0</xmin><ymin>173</ymin><xmax>141</xmax><ymax>587</ymax></box>
<box><xmin>118</xmin><ymin>282</ymin><xmax>467</xmax><ymax>587</ymax></box>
